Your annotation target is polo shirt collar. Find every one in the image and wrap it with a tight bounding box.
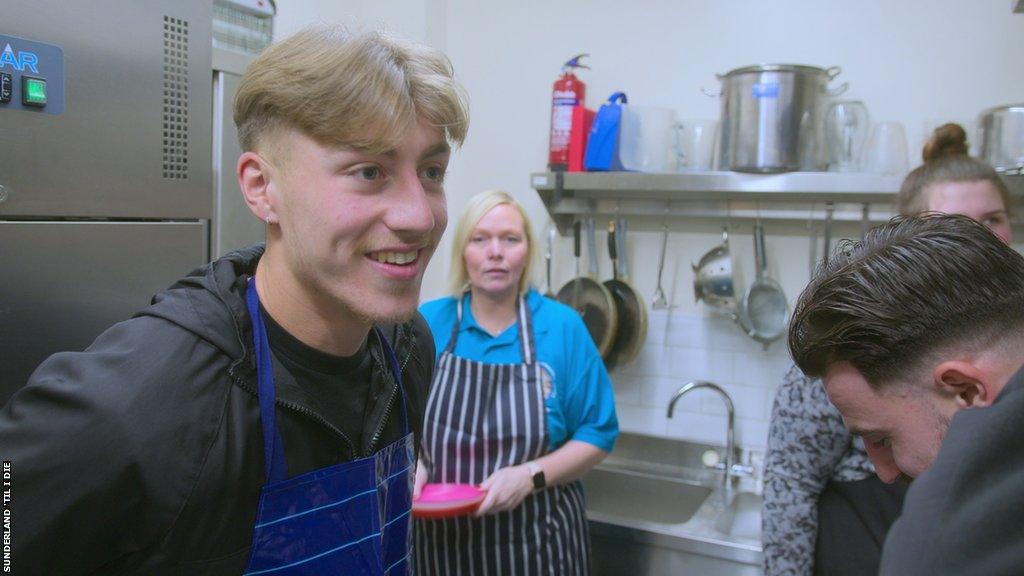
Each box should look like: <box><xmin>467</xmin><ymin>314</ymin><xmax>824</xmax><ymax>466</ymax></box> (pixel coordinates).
<box><xmin>457</xmin><ymin>288</ymin><xmax>548</xmax><ymax>340</ymax></box>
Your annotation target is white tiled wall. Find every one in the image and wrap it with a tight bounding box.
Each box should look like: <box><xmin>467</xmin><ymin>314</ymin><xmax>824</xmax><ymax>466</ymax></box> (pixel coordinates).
<box><xmin>610</xmin><ymin>311</ymin><xmax>792</xmax><ymax>451</ymax></box>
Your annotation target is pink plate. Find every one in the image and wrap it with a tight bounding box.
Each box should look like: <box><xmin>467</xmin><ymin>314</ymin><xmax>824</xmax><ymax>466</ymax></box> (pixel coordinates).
<box><xmin>412</xmin><ymin>483</ymin><xmax>486</xmax><ymax>519</ymax></box>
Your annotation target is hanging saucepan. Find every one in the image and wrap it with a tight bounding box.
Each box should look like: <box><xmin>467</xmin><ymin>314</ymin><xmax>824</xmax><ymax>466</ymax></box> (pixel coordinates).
<box><xmin>737</xmin><ymin>221</ymin><xmax>788</xmax><ymax>349</ymax></box>
<box><xmin>603</xmin><ymin>218</ymin><xmax>648</xmax><ymax>371</ymax></box>
<box><xmin>693</xmin><ymin>228</ymin><xmax>738</xmax><ymax>316</ymax></box>
<box><xmin>557</xmin><ymin>217</ymin><xmax>618</xmax><ymax>357</ymax></box>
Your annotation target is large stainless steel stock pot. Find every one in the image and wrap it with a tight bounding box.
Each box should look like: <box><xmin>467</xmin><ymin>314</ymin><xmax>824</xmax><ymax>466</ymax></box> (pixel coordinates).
<box><xmin>710</xmin><ymin>64</ymin><xmax>847</xmax><ymax>173</ymax></box>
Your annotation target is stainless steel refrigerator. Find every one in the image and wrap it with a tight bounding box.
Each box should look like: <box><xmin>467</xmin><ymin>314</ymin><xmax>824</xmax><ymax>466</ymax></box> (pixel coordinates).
<box><xmin>1</xmin><ymin>1</ymin><xmax>214</xmax><ymax>405</ymax></box>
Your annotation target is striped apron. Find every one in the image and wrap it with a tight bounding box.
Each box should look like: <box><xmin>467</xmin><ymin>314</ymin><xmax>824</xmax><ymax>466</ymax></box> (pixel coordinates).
<box><xmin>414</xmin><ymin>295</ymin><xmax>591</xmax><ymax>575</ymax></box>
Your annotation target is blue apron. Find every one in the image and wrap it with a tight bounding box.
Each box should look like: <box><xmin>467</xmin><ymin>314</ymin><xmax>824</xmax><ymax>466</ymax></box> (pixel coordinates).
<box><xmin>242</xmin><ymin>278</ymin><xmax>414</xmax><ymax>575</ymax></box>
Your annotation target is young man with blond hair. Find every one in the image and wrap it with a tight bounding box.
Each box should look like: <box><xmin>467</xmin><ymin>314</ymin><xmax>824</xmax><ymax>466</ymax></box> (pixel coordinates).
<box><xmin>789</xmin><ymin>213</ymin><xmax>1024</xmax><ymax>575</ymax></box>
<box><xmin>1</xmin><ymin>25</ymin><xmax>468</xmax><ymax>574</ymax></box>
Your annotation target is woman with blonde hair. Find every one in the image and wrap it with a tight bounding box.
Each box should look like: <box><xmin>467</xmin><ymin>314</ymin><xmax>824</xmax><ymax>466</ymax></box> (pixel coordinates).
<box><xmin>763</xmin><ymin>123</ymin><xmax>1013</xmax><ymax>576</ymax></box>
<box><xmin>414</xmin><ymin>189</ymin><xmax>618</xmax><ymax>575</ymax></box>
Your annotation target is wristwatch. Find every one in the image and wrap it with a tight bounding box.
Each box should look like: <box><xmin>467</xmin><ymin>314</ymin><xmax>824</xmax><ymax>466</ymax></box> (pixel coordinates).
<box><xmin>526</xmin><ymin>461</ymin><xmax>546</xmax><ymax>490</ymax></box>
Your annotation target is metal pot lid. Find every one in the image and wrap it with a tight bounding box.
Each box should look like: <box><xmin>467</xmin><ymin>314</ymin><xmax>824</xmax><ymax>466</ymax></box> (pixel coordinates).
<box><xmin>719</xmin><ymin>63</ymin><xmax>833</xmax><ymax>78</ymax></box>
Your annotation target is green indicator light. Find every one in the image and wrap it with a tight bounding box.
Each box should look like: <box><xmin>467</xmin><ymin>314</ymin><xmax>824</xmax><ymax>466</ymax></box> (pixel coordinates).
<box><xmin>23</xmin><ymin>77</ymin><xmax>47</xmax><ymax>106</ymax></box>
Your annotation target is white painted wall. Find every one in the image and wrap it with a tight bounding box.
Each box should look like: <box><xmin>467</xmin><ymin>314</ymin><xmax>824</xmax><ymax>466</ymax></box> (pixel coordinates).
<box><xmin>275</xmin><ymin>0</ymin><xmax>440</xmax><ymax>44</ymax></box>
<box><xmin>271</xmin><ymin>0</ymin><xmax>1024</xmax><ymax>450</ymax></box>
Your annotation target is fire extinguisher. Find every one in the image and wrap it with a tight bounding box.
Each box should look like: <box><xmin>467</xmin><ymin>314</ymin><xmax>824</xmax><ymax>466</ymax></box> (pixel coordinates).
<box><xmin>548</xmin><ymin>54</ymin><xmax>589</xmax><ymax>171</ymax></box>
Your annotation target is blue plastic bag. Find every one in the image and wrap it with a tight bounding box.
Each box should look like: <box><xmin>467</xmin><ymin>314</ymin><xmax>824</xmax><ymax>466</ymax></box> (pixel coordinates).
<box><xmin>583</xmin><ymin>92</ymin><xmax>628</xmax><ymax>171</ymax></box>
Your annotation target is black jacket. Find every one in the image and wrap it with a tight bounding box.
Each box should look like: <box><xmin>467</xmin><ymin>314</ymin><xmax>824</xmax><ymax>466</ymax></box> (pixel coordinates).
<box><xmin>0</xmin><ymin>244</ymin><xmax>435</xmax><ymax>575</ymax></box>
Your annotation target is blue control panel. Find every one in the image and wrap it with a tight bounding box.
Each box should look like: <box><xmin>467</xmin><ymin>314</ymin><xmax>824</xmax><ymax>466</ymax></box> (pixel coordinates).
<box><xmin>0</xmin><ymin>33</ymin><xmax>64</xmax><ymax>115</ymax></box>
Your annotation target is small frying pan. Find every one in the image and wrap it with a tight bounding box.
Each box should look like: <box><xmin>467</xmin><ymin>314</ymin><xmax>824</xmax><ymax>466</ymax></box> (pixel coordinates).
<box><xmin>603</xmin><ymin>218</ymin><xmax>648</xmax><ymax>371</ymax></box>
<box><xmin>557</xmin><ymin>218</ymin><xmax>618</xmax><ymax>357</ymax></box>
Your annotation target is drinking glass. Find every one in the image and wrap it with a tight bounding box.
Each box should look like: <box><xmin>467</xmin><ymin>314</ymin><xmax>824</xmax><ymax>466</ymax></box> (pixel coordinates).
<box><xmin>825</xmin><ymin>100</ymin><xmax>870</xmax><ymax>172</ymax></box>
<box><xmin>862</xmin><ymin>121</ymin><xmax>909</xmax><ymax>176</ymax></box>
<box><xmin>675</xmin><ymin>119</ymin><xmax>718</xmax><ymax>171</ymax></box>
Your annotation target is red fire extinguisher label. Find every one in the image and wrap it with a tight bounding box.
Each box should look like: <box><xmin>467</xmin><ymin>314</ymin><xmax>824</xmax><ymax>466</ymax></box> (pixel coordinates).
<box><xmin>551</xmin><ymin>90</ymin><xmax>578</xmax><ymax>151</ymax></box>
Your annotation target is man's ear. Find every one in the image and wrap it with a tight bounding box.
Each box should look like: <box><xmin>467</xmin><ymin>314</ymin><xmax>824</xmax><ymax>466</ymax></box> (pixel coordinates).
<box><xmin>933</xmin><ymin>360</ymin><xmax>992</xmax><ymax>409</ymax></box>
<box><xmin>237</xmin><ymin>151</ymin><xmax>278</xmax><ymax>224</ymax></box>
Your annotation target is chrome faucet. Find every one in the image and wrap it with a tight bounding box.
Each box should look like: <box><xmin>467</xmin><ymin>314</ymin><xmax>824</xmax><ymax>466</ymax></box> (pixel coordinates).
<box><xmin>667</xmin><ymin>381</ymin><xmax>735</xmax><ymax>488</ymax></box>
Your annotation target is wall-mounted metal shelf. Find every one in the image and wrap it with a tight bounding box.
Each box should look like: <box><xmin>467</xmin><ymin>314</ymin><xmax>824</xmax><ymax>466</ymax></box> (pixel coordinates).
<box><xmin>530</xmin><ymin>171</ymin><xmax>1024</xmax><ymax>233</ymax></box>
<box><xmin>532</xmin><ymin>171</ymin><xmax>904</xmax><ymax>202</ymax></box>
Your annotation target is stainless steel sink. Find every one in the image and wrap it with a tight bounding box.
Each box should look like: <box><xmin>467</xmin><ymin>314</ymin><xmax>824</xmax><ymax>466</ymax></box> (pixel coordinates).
<box><xmin>715</xmin><ymin>491</ymin><xmax>763</xmax><ymax>539</ymax></box>
<box><xmin>583</xmin><ymin>433</ymin><xmax>764</xmax><ymax>575</ymax></box>
<box><xmin>583</xmin><ymin>467</ymin><xmax>713</xmax><ymax>525</ymax></box>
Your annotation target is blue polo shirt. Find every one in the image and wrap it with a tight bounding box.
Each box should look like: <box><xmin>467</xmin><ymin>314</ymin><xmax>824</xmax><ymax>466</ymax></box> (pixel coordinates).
<box><xmin>419</xmin><ymin>289</ymin><xmax>618</xmax><ymax>453</ymax></box>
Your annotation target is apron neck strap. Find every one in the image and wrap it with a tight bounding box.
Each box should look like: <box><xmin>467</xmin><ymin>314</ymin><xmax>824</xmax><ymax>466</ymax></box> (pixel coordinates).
<box><xmin>373</xmin><ymin>325</ymin><xmax>409</xmax><ymax>436</ymax></box>
<box><xmin>246</xmin><ymin>277</ymin><xmax>288</xmax><ymax>484</ymax></box>
<box><xmin>445</xmin><ymin>292</ymin><xmax>465</xmax><ymax>350</ymax></box>
<box><xmin>448</xmin><ymin>291</ymin><xmax>537</xmax><ymax>364</ymax></box>
<box><xmin>246</xmin><ymin>277</ymin><xmax>408</xmax><ymax>485</ymax></box>
<box><xmin>515</xmin><ymin>294</ymin><xmax>536</xmax><ymax>365</ymax></box>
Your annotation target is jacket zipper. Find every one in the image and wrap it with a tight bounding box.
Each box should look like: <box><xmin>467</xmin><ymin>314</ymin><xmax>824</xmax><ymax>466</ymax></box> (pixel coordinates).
<box><xmin>367</xmin><ymin>380</ymin><xmax>397</xmax><ymax>455</ymax></box>
<box><xmin>230</xmin><ymin>372</ymin><xmax>360</xmax><ymax>459</ymax></box>
<box><xmin>231</xmin><ymin>328</ymin><xmax>413</xmax><ymax>459</ymax></box>
<box><xmin>366</xmin><ymin>328</ymin><xmax>414</xmax><ymax>451</ymax></box>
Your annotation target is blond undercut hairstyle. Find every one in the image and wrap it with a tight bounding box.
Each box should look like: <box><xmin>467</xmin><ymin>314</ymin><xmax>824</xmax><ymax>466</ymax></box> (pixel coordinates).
<box><xmin>233</xmin><ymin>25</ymin><xmax>469</xmax><ymax>160</ymax></box>
<box><xmin>449</xmin><ymin>190</ymin><xmax>537</xmax><ymax>296</ymax></box>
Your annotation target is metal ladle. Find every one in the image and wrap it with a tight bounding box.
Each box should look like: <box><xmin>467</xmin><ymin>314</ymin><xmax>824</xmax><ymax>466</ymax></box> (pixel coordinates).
<box><xmin>822</xmin><ymin>202</ymin><xmax>834</xmax><ymax>268</ymax></box>
<box><xmin>809</xmin><ymin>203</ymin><xmax>835</xmax><ymax>276</ymax></box>
<box><xmin>544</xmin><ymin>225</ymin><xmax>556</xmax><ymax>297</ymax></box>
<box><xmin>652</xmin><ymin>219</ymin><xmax>671</xmax><ymax>310</ymax></box>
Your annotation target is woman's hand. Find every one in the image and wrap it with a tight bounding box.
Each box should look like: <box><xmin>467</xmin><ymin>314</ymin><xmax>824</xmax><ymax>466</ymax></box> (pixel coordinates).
<box><xmin>413</xmin><ymin>459</ymin><xmax>428</xmax><ymax>500</ymax></box>
<box><xmin>474</xmin><ymin>465</ymin><xmax>533</xmax><ymax>516</ymax></box>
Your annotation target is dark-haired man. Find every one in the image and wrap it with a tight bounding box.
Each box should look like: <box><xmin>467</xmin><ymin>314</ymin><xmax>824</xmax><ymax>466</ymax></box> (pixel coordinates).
<box><xmin>788</xmin><ymin>213</ymin><xmax>1024</xmax><ymax>575</ymax></box>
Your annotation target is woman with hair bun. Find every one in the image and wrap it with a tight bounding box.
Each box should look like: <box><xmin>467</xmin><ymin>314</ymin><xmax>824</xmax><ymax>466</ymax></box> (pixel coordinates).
<box><xmin>762</xmin><ymin>123</ymin><xmax>1013</xmax><ymax>576</ymax></box>
<box><xmin>900</xmin><ymin>123</ymin><xmax>1012</xmax><ymax>242</ymax></box>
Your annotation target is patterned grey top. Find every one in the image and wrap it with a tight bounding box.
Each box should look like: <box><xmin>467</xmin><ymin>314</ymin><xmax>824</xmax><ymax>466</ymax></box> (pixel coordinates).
<box><xmin>762</xmin><ymin>364</ymin><xmax>875</xmax><ymax>576</ymax></box>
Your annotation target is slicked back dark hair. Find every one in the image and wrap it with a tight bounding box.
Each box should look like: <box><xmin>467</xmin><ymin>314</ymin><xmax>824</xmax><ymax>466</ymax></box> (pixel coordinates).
<box><xmin>789</xmin><ymin>213</ymin><xmax>1024</xmax><ymax>388</ymax></box>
